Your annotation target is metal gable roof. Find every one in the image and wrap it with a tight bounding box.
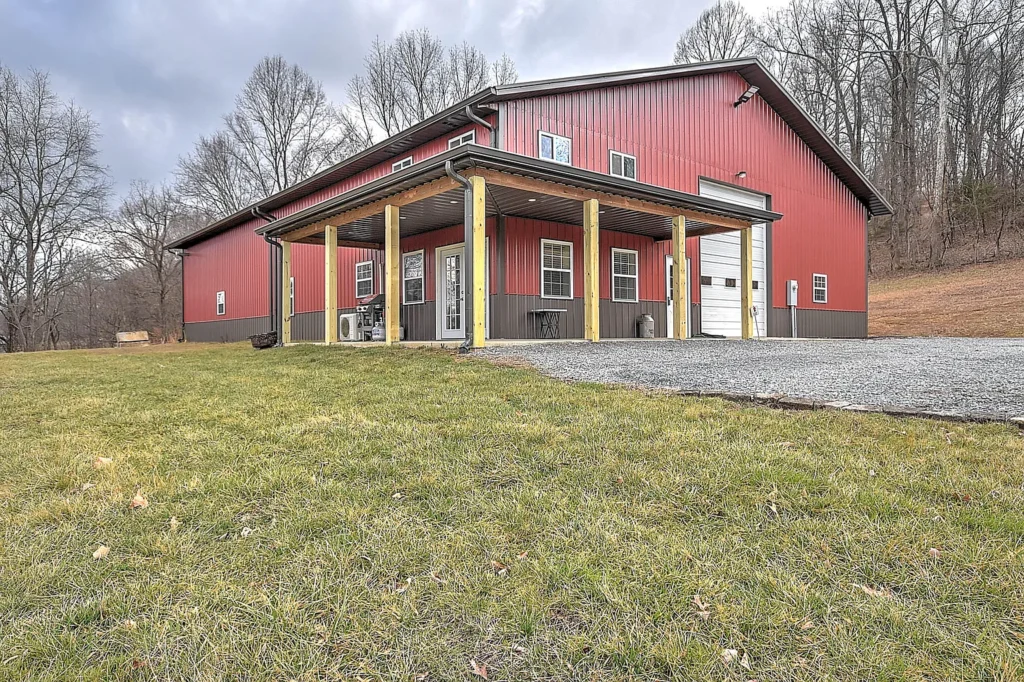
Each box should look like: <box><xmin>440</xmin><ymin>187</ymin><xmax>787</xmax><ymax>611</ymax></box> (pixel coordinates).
<box><xmin>168</xmin><ymin>58</ymin><xmax>890</xmax><ymax>251</ymax></box>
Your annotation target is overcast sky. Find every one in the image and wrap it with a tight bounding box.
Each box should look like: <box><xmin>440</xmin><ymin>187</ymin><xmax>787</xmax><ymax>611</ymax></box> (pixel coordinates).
<box><xmin>0</xmin><ymin>0</ymin><xmax>780</xmax><ymax>199</ymax></box>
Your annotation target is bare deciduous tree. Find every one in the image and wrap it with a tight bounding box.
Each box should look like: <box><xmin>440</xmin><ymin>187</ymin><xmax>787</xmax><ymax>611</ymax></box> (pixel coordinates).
<box><xmin>674</xmin><ymin>0</ymin><xmax>761</xmax><ymax>63</ymax></box>
<box><xmin>0</xmin><ymin>65</ymin><xmax>108</xmax><ymax>352</ymax></box>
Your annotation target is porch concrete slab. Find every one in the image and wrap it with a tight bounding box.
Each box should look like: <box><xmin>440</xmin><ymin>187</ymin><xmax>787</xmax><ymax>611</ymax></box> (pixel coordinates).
<box><xmin>478</xmin><ymin>338</ymin><xmax>1024</xmax><ymax>421</ymax></box>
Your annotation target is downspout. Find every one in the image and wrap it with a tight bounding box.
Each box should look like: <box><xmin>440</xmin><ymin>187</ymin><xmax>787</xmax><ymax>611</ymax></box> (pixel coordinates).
<box><xmin>172</xmin><ymin>249</ymin><xmax>187</xmax><ymax>343</ymax></box>
<box><xmin>464</xmin><ymin>105</ymin><xmax>497</xmax><ymax>148</ymax></box>
<box><xmin>253</xmin><ymin>207</ymin><xmax>283</xmax><ymax>345</ymax></box>
<box><xmin>445</xmin><ymin>160</ymin><xmax>475</xmax><ymax>352</ymax></box>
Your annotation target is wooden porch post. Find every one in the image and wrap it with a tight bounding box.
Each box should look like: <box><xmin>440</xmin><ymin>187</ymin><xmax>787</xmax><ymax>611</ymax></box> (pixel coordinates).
<box><xmin>740</xmin><ymin>226</ymin><xmax>754</xmax><ymax>339</ymax></box>
<box><xmin>583</xmin><ymin>199</ymin><xmax>600</xmax><ymax>342</ymax></box>
<box><xmin>324</xmin><ymin>224</ymin><xmax>337</xmax><ymax>343</ymax></box>
<box><xmin>384</xmin><ymin>205</ymin><xmax>401</xmax><ymax>345</ymax></box>
<box><xmin>469</xmin><ymin>175</ymin><xmax>487</xmax><ymax>348</ymax></box>
<box><xmin>672</xmin><ymin>216</ymin><xmax>687</xmax><ymax>340</ymax></box>
<box><xmin>281</xmin><ymin>240</ymin><xmax>292</xmax><ymax>344</ymax></box>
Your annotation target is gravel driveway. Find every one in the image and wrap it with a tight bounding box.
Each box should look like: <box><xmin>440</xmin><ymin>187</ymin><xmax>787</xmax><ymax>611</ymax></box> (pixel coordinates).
<box><xmin>480</xmin><ymin>338</ymin><xmax>1024</xmax><ymax>420</ymax></box>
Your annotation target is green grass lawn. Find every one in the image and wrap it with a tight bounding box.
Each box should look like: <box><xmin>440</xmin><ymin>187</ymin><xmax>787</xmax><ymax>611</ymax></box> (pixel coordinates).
<box><xmin>1</xmin><ymin>343</ymin><xmax>1023</xmax><ymax>681</ymax></box>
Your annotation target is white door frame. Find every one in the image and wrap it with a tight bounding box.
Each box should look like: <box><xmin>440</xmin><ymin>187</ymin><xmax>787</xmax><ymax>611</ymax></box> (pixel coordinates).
<box><xmin>434</xmin><ymin>240</ymin><xmax>489</xmax><ymax>340</ymax></box>
<box><xmin>665</xmin><ymin>254</ymin><xmax>691</xmax><ymax>339</ymax></box>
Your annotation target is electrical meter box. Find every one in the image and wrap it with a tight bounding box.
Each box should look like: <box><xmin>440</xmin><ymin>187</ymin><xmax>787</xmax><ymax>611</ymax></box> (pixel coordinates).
<box><xmin>786</xmin><ymin>280</ymin><xmax>798</xmax><ymax>306</ymax></box>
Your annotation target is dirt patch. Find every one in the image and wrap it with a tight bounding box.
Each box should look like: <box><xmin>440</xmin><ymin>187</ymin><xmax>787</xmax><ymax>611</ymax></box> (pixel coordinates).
<box><xmin>869</xmin><ymin>259</ymin><xmax>1024</xmax><ymax>337</ymax></box>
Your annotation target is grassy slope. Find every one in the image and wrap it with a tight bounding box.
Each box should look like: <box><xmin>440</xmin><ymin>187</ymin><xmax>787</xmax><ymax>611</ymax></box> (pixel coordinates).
<box><xmin>870</xmin><ymin>258</ymin><xmax>1024</xmax><ymax>337</ymax></box>
<box><xmin>0</xmin><ymin>344</ymin><xmax>1022</xmax><ymax>681</ymax></box>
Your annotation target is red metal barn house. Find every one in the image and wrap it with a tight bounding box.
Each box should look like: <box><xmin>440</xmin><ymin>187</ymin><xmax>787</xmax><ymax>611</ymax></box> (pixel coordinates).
<box><xmin>167</xmin><ymin>58</ymin><xmax>891</xmax><ymax>347</ymax></box>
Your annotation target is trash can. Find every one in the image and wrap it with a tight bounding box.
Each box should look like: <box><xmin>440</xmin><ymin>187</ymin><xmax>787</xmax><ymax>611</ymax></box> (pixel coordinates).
<box><xmin>636</xmin><ymin>314</ymin><xmax>655</xmax><ymax>338</ymax></box>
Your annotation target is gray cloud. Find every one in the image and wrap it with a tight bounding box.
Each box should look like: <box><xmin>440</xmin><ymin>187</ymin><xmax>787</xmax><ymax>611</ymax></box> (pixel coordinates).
<box><xmin>0</xmin><ymin>0</ymin><xmax>708</xmax><ymax>197</ymax></box>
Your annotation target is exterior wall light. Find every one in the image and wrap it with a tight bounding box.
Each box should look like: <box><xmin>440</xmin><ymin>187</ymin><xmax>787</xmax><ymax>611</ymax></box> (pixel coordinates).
<box><xmin>734</xmin><ymin>85</ymin><xmax>760</xmax><ymax>107</ymax></box>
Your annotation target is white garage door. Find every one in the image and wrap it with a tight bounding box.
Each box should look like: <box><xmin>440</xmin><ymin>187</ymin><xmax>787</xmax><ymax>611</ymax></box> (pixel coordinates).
<box><xmin>698</xmin><ymin>180</ymin><xmax>767</xmax><ymax>338</ymax></box>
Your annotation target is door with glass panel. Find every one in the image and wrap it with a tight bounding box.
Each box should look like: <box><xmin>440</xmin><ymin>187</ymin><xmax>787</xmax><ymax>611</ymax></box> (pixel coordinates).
<box><xmin>437</xmin><ymin>245</ymin><xmax>464</xmax><ymax>339</ymax></box>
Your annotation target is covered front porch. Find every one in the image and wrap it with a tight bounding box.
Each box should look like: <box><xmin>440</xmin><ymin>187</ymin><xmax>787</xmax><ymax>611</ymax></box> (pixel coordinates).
<box><xmin>258</xmin><ymin>146</ymin><xmax>782</xmax><ymax>348</ymax></box>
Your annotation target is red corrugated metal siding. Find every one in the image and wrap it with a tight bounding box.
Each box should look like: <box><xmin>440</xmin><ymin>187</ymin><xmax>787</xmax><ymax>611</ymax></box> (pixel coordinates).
<box><xmin>182</xmin><ymin>120</ymin><xmax>493</xmax><ymax>324</ymax></box>
<box><xmin>504</xmin><ymin>217</ymin><xmax>662</xmax><ymax>302</ymax></box>
<box><xmin>183</xmin><ymin>222</ymin><xmax>268</xmax><ymax>323</ymax></box>
<box><xmin>499</xmin><ymin>75</ymin><xmax>867</xmax><ymax>312</ymax></box>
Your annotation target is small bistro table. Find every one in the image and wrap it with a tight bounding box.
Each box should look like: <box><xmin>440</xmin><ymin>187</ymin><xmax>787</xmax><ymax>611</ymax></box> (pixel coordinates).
<box><xmin>528</xmin><ymin>309</ymin><xmax>566</xmax><ymax>339</ymax></box>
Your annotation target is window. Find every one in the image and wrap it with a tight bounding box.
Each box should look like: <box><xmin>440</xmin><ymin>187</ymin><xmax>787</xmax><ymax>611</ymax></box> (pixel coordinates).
<box><xmin>448</xmin><ymin>130</ymin><xmax>475</xmax><ymax>149</ymax></box>
<box><xmin>611</xmin><ymin>248</ymin><xmax>639</xmax><ymax>302</ymax></box>
<box><xmin>813</xmin><ymin>273</ymin><xmax>828</xmax><ymax>303</ymax></box>
<box><xmin>538</xmin><ymin>131</ymin><xmax>571</xmax><ymax>165</ymax></box>
<box><xmin>700</xmin><ymin>275</ymin><xmax>713</xmax><ymax>286</ymax></box>
<box><xmin>402</xmin><ymin>250</ymin><xmax>424</xmax><ymax>304</ymax></box>
<box><xmin>289</xmin><ymin>277</ymin><xmax>295</xmax><ymax>317</ymax></box>
<box><xmin>752</xmin><ymin>281</ymin><xmax>759</xmax><ymax>290</ymax></box>
<box><xmin>609</xmin><ymin>150</ymin><xmax>637</xmax><ymax>180</ymax></box>
<box><xmin>356</xmin><ymin>261</ymin><xmax>374</xmax><ymax>298</ymax></box>
<box><xmin>392</xmin><ymin>156</ymin><xmax>413</xmax><ymax>172</ymax></box>
<box><xmin>540</xmin><ymin>239</ymin><xmax>573</xmax><ymax>299</ymax></box>
<box><xmin>725</xmin><ymin>278</ymin><xmax>737</xmax><ymax>288</ymax></box>
<box><xmin>215</xmin><ymin>291</ymin><xmax>225</xmax><ymax>316</ymax></box>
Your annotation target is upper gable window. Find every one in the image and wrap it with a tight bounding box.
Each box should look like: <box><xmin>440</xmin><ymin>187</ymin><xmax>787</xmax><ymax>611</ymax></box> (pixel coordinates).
<box><xmin>392</xmin><ymin>156</ymin><xmax>413</xmax><ymax>172</ymax></box>
<box><xmin>609</xmin><ymin>150</ymin><xmax>637</xmax><ymax>180</ymax></box>
<box><xmin>538</xmin><ymin>131</ymin><xmax>571</xmax><ymax>165</ymax></box>
<box><xmin>448</xmin><ymin>130</ymin><xmax>475</xmax><ymax>149</ymax></box>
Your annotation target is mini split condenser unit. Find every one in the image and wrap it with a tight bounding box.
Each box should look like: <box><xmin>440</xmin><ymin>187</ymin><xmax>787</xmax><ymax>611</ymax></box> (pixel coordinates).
<box><xmin>339</xmin><ymin>313</ymin><xmax>361</xmax><ymax>341</ymax></box>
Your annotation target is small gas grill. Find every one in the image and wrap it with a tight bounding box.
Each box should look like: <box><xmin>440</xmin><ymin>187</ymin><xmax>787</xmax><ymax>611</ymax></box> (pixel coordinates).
<box><xmin>356</xmin><ymin>293</ymin><xmax>385</xmax><ymax>341</ymax></box>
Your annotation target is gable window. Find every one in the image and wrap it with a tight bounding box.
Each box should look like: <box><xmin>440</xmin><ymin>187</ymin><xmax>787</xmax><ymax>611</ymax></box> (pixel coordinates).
<box><xmin>356</xmin><ymin>261</ymin><xmax>374</xmax><ymax>298</ymax></box>
<box><xmin>609</xmin><ymin>150</ymin><xmax>637</xmax><ymax>180</ymax></box>
<box><xmin>392</xmin><ymin>156</ymin><xmax>413</xmax><ymax>172</ymax></box>
<box><xmin>402</xmin><ymin>250</ymin><xmax>425</xmax><ymax>304</ymax></box>
<box><xmin>700</xmin><ymin>275</ymin><xmax>713</xmax><ymax>286</ymax></box>
<box><xmin>540</xmin><ymin>239</ymin><xmax>573</xmax><ymax>299</ymax></box>
<box><xmin>812</xmin><ymin>273</ymin><xmax>828</xmax><ymax>303</ymax></box>
<box><xmin>538</xmin><ymin>131</ymin><xmax>571</xmax><ymax>165</ymax></box>
<box><xmin>611</xmin><ymin>248</ymin><xmax>639</xmax><ymax>302</ymax></box>
<box><xmin>216</xmin><ymin>291</ymin><xmax>225</xmax><ymax>316</ymax></box>
<box><xmin>448</xmin><ymin>130</ymin><xmax>475</xmax><ymax>149</ymax></box>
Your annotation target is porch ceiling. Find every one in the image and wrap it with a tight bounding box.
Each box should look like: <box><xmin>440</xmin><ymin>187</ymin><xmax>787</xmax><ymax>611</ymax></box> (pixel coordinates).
<box><xmin>265</xmin><ymin>145</ymin><xmax>783</xmax><ymax>246</ymax></box>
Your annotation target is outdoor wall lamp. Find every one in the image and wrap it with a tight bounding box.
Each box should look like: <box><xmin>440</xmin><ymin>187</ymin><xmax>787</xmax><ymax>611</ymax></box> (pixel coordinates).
<box><xmin>734</xmin><ymin>85</ymin><xmax>759</xmax><ymax>107</ymax></box>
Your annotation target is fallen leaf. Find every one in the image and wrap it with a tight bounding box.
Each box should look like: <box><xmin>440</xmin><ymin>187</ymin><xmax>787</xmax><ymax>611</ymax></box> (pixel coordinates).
<box><xmin>129</xmin><ymin>493</ymin><xmax>148</xmax><ymax>510</ymax></box>
<box><xmin>429</xmin><ymin>571</ymin><xmax>446</xmax><ymax>585</ymax></box>
<box><xmin>740</xmin><ymin>652</ymin><xmax>751</xmax><ymax>670</ymax></box>
<box><xmin>395</xmin><ymin>577</ymin><xmax>412</xmax><ymax>594</ymax></box>
<box><xmin>392</xmin><ymin>492</ymin><xmax>403</xmax><ymax>499</ymax></box>
<box><xmin>414</xmin><ymin>674</ymin><xmax>430</xmax><ymax>681</ymax></box>
<box><xmin>92</xmin><ymin>457</ymin><xmax>112</xmax><ymax>469</ymax></box>
<box><xmin>169</xmin><ymin>516</ymin><xmax>180</xmax><ymax>531</ymax></box>
<box><xmin>240</xmin><ymin>526</ymin><xmax>254</xmax><ymax>537</ymax></box>
<box><xmin>81</xmin><ymin>482</ymin><xmax>96</xmax><ymax>491</ymax></box>
<box><xmin>93</xmin><ymin>545</ymin><xmax>110</xmax><ymax>560</ymax></box>
<box><xmin>123</xmin><ymin>619</ymin><xmax>137</xmax><ymax>630</ymax></box>
<box><xmin>615</xmin><ymin>476</ymin><xmax>624</xmax><ymax>484</ymax></box>
<box><xmin>777</xmin><ymin>441</ymin><xmax>795</xmax><ymax>449</ymax></box>
<box><xmin>131</xmin><ymin>659</ymin><xmax>148</xmax><ymax>669</ymax></box>
<box><xmin>929</xmin><ymin>547</ymin><xmax>941</xmax><ymax>558</ymax></box>
<box><xmin>693</xmin><ymin>594</ymin><xmax>711</xmax><ymax>620</ymax></box>
<box><xmin>869</xmin><ymin>469</ymin><xmax>877</xmax><ymax>477</ymax></box>
<box><xmin>768</xmin><ymin>501</ymin><xmax>778</xmax><ymax>516</ymax></box>
<box><xmin>470</xmin><ymin>659</ymin><xmax>488</xmax><ymax>679</ymax></box>
<box><xmin>722</xmin><ymin>648</ymin><xmax>739</xmax><ymax>665</ymax></box>
<box><xmin>799</xmin><ymin>619</ymin><xmax>815</xmax><ymax>630</ymax></box>
<box><xmin>490</xmin><ymin>560</ymin><xmax>508</xmax><ymax>576</ymax></box>
<box><xmin>512</xmin><ymin>645</ymin><xmax>527</xmax><ymax>654</ymax></box>
<box><xmin>517</xmin><ymin>551</ymin><xmax>529</xmax><ymax>560</ymax></box>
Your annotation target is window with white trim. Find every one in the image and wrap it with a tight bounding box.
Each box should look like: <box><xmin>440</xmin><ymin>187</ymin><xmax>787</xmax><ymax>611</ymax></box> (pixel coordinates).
<box><xmin>448</xmin><ymin>130</ymin><xmax>475</xmax><ymax>149</ymax></box>
<box><xmin>611</xmin><ymin>248</ymin><xmax>639</xmax><ymax>302</ymax></box>
<box><xmin>402</xmin><ymin>250</ymin><xmax>424</xmax><ymax>304</ymax></box>
<box><xmin>392</xmin><ymin>156</ymin><xmax>413</xmax><ymax>172</ymax></box>
<box><xmin>812</xmin><ymin>273</ymin><xmax>828</xmax><ymax>303</ymax></box>
<box><xmin>540</xmin><ymin>239</ymin><xmax>573</xmax><ymax>299</ymax></box>
<box><xmin>609</xmin><ymin>150</ymin><xmax>637</xmax><ymax>180</ymax></box>
<box><xmin>215</xmin><ymin>291</ymin><xmax>225</xmax><ymax>316</ymax></box>
<box><xmin>538</xmin><ymin>131</ymin><xmax>571</xmax><ymax>165</ymax></box>
<box><xmin>356</xmin><ymin>261</ymin><xmax>374</xmax><ymax>298</ymax></box>
<box><xmin>289</xmin><ymin>277</ymin><xmax>295</xmax><ymax>317</ymax></box>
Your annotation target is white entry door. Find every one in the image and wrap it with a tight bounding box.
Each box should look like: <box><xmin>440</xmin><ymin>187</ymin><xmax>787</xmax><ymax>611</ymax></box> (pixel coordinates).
<box><xmin>665</xmin><ymin>254</ymin><xmax>691</xmax><ymax>339</ymax></box>
<box><xmin>435</xmin><ymin>241</ymin><xmax>490</xmax><ymax>340</ymax></box>
<box><xmin>698</xmin><ymin>180</ymin><xmax>767</xmax><ymax>337</ymax></box>
<box><xmin>437</xmin><ymin>245</ymin><xmax>464</xmax><ymax>339</ymax></box>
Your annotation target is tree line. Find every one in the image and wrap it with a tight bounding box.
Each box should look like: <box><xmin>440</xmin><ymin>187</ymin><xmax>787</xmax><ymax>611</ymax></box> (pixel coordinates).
<box><xmin>675</xmin><ymin>0</ymin><xmax>1024</xmax><ymax>271</ymax></box>
<box><xmin>0</xmin><ymin>30</ymin><xmax>517</xmax><ymax>352</ymax></box>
